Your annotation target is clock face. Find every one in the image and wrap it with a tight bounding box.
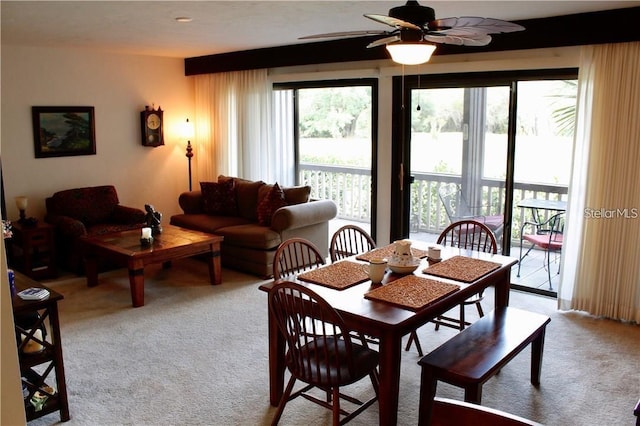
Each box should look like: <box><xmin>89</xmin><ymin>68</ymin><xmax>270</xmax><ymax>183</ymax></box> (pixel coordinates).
<box><xmin>147</xmin><ymin>113</ymin><xmax>161</xmax><ymax>130</ymax></box>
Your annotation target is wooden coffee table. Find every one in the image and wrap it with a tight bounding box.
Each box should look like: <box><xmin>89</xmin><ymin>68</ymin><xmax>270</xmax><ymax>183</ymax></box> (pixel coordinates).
<box><xmin>80</xmin><ymin>225</ymin><xmax>223</xmax><ymax>307</ymax></box>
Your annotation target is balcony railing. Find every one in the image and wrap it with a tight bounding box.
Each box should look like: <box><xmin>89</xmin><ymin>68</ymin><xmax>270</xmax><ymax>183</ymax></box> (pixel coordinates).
<box><xmin>300</xmin><ymin>163</ymin><xmax>372</xmax><ymax>222</ymax></box>
<box><xmin>299</xmin><ymin>163</ymin><xmax>568</xmax><ymax>242</ymax></box>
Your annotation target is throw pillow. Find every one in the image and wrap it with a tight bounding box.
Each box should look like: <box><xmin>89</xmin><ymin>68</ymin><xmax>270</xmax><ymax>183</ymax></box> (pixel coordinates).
<box><xmin>283</xmin><ymin>185</ymin><xmax>311</xmax><ymax>205</ymax></box>
<box><xmin>257</xmin><ymin>182</ymin><xmax>287</xmax><ymax>226</ymax></box>
<box><xmin>200</xmin><ymin>179</ymin><xmax>238</xmax><ymax>216</ymax></box>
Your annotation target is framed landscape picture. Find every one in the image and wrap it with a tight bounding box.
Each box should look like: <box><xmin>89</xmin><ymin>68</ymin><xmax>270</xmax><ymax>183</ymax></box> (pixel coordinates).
<box><xmin>32</xmin><ymin>106</ymin><xmax>96</xmax><ymax>158</ymax></box>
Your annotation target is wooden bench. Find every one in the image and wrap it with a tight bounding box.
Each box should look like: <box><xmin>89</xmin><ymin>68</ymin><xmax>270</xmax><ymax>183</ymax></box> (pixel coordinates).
<box><xmin>418</xmin><ymin>307</ymin><xmax>551</xmax><ymax>426</ymax></box>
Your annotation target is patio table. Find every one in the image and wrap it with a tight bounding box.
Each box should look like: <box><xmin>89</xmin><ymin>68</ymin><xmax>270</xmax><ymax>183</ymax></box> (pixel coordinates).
<box><xmin>518</xmin><ymin>198</ymin><xmax>567</xmax><ymax>224</ymax></box>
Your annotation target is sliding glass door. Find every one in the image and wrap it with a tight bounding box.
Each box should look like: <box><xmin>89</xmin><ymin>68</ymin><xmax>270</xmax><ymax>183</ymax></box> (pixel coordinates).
<box><xmin>274</xmin><ymin>80</ymin><xmax>378</xmax><ymax>239</ymax></box>
<box><xmin>391</xmin><ymin>70</ymin><xmax>577</xmax><ymax>296</ymax></box>
<box><xmin>407</xmin><ymin>85</ymin><xmax>510</xmax><ymax>250</ymax></box>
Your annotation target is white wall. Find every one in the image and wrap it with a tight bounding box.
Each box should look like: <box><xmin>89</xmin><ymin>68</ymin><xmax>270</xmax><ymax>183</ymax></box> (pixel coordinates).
<box><xmin>1</xmin><ymin>45</ymin><xmax>195</xmax><ymax>222</ymax></box>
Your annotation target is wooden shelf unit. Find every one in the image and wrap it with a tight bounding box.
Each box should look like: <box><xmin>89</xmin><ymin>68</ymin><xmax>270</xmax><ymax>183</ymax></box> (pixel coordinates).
<box><xmin>12</xmin><ymin>272</ymin><xmax>70</xmax><ymax>422</ymax></box>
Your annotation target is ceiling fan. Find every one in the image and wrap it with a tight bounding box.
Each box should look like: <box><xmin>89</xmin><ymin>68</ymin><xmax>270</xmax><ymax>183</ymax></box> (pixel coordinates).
<box><xmin>300</xmin><ymin>0</ymin><xmax>525</xmax><ymax>65</ymax></box>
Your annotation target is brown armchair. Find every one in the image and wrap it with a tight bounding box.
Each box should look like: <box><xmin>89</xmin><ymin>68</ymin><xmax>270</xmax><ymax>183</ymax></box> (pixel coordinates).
<box><xmin>45</xmin><ymin>185</ymin><xmax>146</xmax><ymax>273</ymax></box>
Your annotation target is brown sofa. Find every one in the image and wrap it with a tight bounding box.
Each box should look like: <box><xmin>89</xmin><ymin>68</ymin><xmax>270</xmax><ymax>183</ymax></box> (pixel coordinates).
<box><xmin>45</xmin><ymin>185</ymin><xmax>147</xmax><ymax>273</ymax></box>
<box><xmin>170</xmin><ymin>175</ymin><xmax>337</xmax><ymax>277</ymax></box>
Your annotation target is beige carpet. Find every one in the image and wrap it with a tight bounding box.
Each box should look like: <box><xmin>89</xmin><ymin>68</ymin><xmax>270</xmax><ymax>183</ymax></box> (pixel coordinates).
<box><xmin>27</xmin><ymin>258</ymin><xmax>639</xmax><ymax>426</ymax></box>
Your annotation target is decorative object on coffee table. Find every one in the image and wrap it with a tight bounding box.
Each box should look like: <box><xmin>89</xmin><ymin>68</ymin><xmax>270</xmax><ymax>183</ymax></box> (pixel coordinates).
<box><xmin>140</xmin><ymin>227</ymin><xmax>153</xmax><ymax>246</ymax></box>
<box><xmin>144</xmin><ymin>204</ymin><xmax>162</xmax><ymax>234</ymax></box>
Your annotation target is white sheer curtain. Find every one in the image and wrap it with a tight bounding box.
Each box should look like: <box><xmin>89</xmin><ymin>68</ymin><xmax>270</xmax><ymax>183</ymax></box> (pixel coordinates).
<box><xmin>193</xmin><ymin>69</ymin><xmax>285</xmax><ymax>183</ymax></box>
<box><xmin>559</xmin><ymin>42</ymin><xmax>640</xmax><ymax>323</ymax></box>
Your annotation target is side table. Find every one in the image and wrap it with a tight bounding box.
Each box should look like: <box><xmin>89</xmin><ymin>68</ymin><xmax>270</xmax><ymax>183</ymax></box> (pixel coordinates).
<box><xmin>9</xmin><ymin>221</ymin><xmax>57</xmax><ymax>280</ymax></box>
<box><xmin>13</xmin><ymin>272</ymin><xmax>70</xmax><ymax>422</ymax></box>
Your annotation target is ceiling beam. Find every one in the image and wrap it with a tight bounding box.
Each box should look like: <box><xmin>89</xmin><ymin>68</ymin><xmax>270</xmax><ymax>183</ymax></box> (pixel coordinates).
<box><xmin>185</xmin><ymin>6</ymin><xmax>640</xmax><ymax>76</ymax></box>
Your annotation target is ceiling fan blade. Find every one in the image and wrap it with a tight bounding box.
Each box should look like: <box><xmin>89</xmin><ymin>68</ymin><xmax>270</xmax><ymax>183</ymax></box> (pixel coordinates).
<box><xmin>299</xmin><ymin>30</ymin><xmax>388</xmax><ymax>40</ymax></box>
<box><xmin>429</xmin><ymin>16</ymin><xmax>525</xmax><ymax>35</ymax></box>
<box><xmin>367</xmin><ymin>35</ymin><xmax>401</xmax><ymax>49</ymax></box>
<box><xmin>424</xmin><ymin>33</ymin><xmax>492</xmax><ymax>47</ymax></box>
<box><xmin>364</xmin><ymin>13</ymin><xmax>422</xmax><ymax>30</ymax></box>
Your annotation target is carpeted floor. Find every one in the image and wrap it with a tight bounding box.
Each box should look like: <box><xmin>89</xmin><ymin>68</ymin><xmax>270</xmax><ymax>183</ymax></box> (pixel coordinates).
<box><xmin>27</xmin><ymin>258</ymin><xmax>639</xmax><ymax>426</ymax></box>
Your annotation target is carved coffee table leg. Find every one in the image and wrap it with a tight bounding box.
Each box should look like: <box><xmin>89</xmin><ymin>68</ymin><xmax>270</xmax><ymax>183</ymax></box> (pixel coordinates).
<box><xmin>128</xmin><ymin>259</ymin><xmax>145</xmax><ymax>307</ymax></box>
<box><xmin>85</xmin><ymin>255</ymin><xmax>99</xmax><ymax>287</ymax></box>
<box><xmin>208</xmin><ymin>245</ymin><xmax>222</xmax><ymax>285</ymax></box>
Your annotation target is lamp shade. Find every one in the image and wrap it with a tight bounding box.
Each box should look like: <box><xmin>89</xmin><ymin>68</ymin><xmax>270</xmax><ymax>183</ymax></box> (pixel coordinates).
<box><xmin>15</xmin><ymin>196</ymin><xmax>28</xmax><ymax>210</ymax></box>
<box><xmin>181</xmin><ymin>118</ymin><xmax>195</xmax><ymax>140</ymax></box>
<box><xmin>386</xmin><ymin>42</ymin><xmax>436</xmax><ymax>65</ymax></box>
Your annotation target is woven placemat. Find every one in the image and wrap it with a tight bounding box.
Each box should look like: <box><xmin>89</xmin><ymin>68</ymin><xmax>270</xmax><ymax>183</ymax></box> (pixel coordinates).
<box><xmin>298</xmin><ymin>260</ymin><xmax>369</xmax><ymax>290</ymax></box>
<box><xmin>364</xmin><ymin>275</ymin><xmax>460</xmax><ymax>311</ymax></box>
<box><xmin>422</xmin><ymin>255</ymin><xmax>501</xmax><ymax>283</ymax></box>
<box><xmin>356</xmin><ymin>243</ymin><xmax>428</xmax><ymax>262</ymax></box>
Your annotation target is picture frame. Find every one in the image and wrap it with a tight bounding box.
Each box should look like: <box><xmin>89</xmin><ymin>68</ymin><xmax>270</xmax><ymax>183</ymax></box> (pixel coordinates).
<box><xmin>32</xmin><ymin>106</ymin><xmax>96</xmax><ymax>158</ymax></box>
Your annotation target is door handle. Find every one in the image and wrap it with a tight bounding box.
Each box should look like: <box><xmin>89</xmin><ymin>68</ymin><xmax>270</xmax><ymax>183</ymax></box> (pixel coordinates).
<box><xmin>399</xmin><ymin>166</ymin><xmax>415</xmax><ymax>191</ymax></box>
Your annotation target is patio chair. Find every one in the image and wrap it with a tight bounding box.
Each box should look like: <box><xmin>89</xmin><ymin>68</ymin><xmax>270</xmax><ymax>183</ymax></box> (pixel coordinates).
<box><xmin>329</xmin><ymin>225</ymin><xmax>376</xmax><ymax>262</ymax></box>
<box><xmin>438</xmin><ymin>183</ymin><xmax>504</xmax><ymax>244</ymax></box>
<box><xmin>268</xmin><ymin>281</ymin><xmax>380</xmax><ymax>425</ymax></box>
<box><xmin>517</xmin><ymin>211</ymin><xmax>564</xmax><ymax>290</ymax></box>
<box><xmin>272</xmin><ymin>237</ymin><xmax>326</xmax><ymax>280</ymax></box>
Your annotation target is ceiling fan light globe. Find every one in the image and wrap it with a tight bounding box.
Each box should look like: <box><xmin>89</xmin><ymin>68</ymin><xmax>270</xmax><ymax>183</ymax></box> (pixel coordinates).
<box><xmin>386</xmin><ymin>42</ymin><xmax>435</xmax><ymax>65</ymax></box>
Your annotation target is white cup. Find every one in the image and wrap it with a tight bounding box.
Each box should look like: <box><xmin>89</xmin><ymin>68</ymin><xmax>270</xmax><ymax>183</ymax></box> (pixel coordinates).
<box><xmin>364</xmin><ymin>257</ymin><xmax>387</xmax><ymax>284</ymax></box>
<box><xmin>428</xmin><ymin>245</ymin><xmax>442</xmax><ymax>260</ymax></box>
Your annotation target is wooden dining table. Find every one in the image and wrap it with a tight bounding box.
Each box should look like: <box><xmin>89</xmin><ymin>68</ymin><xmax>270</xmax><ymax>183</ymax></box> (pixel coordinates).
<box><xmin>258</xmin><ymin>243</ymin><xmax>518</xmax><ymax>425</ymax></box>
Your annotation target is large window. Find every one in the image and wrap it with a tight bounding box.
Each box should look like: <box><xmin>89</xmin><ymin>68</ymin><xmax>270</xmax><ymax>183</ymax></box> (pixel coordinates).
<box><xmin>274</xmin><ymin>80</ymin><xmax>377</xmax><ymax>238</ymax></box>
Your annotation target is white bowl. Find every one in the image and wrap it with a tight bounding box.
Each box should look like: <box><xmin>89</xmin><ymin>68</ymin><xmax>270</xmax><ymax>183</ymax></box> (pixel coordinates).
<box><xmin>387</xmin><ymin>259</ymin><xmax>421</xmax><ymax>275</ymax></box>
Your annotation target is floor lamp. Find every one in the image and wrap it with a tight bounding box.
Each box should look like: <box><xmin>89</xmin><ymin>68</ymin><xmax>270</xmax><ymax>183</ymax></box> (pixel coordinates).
<box><xmin>183</xmin><ymin>118</ymin><xmax>195</xmax><ymax>191</ymax></box>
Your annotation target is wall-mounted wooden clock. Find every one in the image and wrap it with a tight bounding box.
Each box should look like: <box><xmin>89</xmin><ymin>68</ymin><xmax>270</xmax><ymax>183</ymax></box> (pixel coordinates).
<box><xmin>140</xmin><ymin>105</ymin><xmax>164</xmax><ymax>147</ymax></box>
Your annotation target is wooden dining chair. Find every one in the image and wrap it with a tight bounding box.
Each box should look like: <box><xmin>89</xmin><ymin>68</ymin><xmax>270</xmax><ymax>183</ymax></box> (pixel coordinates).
<box><xmin>516</xmin><ymin>211</ymin><xmax>564</xmax><ymax>290</ymax></box>
<box><xmin>434</xmin><ymin>220</ymin><xmax>498</xmax><ymax>330</ymax></box>
<box><xmin>329</xmin><ymin>225</ymin><xmax>379</xmax><ymax>348</ymax></box>
<box><xmin>329</xmin><ymin>225</ymin><xmax>376</xmax><ymax>262</ymax></box>
<box><xmin>405</xmin><ymin>220</ymin><xmax>498</xmax><ymax>355</ymax></box>
<box><xmin>272</xmin><ymin>237</ymin><xmax>326</xmax><ymax>280</ymax></box>
<box><xmin>268</xmin><ymin>281</ymin><xmax>380</xmax><ymax>425</ymax></box>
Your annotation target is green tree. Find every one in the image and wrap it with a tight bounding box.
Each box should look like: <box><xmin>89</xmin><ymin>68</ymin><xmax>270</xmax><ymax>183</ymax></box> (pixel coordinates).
<box><xmin>411</xmin><ymin>88</ymin><xmax>463</xmax><ymax>137</ymax></box>
<box><xmin>299</xmin><ymin>87</ymin><xmax>371</xmax><ymax>138</ymax></box>
<box><xmin>548</xmin><ymin>80</ymin><xmax>577</xmax><ymax>136</ymax></box>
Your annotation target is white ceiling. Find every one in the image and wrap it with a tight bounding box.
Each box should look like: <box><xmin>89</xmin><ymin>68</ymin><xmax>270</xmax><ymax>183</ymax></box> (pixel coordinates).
<box><xmin>2</xmin><ymin>1</ymin><xmax>640</xmax><ymax>59</ymax></box>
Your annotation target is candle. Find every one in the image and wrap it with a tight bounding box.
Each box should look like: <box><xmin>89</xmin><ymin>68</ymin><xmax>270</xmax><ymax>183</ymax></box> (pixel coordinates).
<box><xmin>141</xmin><ymin>227</ymin><xmax>152</xmax><ymax>239</ymax></box>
